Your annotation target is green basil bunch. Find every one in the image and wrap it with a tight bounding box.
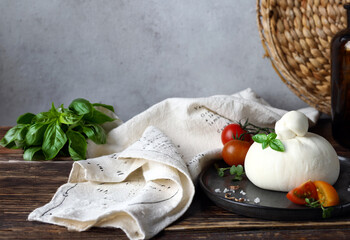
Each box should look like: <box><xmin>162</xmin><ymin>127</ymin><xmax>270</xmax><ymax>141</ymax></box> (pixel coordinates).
<box><xmin>0</xmin><ymin>98</ymin><xmax>116</xmax><ymax>161</ymax></box>
<box><xmin>252</xmin><ymin>132</ymin><xmax>285</xmax><ymax>152</ymax></box>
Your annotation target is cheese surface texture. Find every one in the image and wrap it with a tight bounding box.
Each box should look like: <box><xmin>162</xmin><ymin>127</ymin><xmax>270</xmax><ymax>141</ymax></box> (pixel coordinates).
<box><xmin>244</xmin><ymin>111</ymin><xmax>340</xmax><ymax>192</ymax></box>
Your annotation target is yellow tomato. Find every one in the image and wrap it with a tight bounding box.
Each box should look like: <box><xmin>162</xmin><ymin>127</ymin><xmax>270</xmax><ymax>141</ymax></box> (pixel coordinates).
<box><xmin>313</xmin><ymin>180</ymin><xmax>339</xmax><ymax>207</ymax></box>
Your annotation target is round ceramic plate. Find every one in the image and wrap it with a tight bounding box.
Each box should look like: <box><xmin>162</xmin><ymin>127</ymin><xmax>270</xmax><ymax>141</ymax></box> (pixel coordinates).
<box><xmin>199</xmin><ymin>158</ymin><xmax>350</xmax><ymax>220</ymax></box>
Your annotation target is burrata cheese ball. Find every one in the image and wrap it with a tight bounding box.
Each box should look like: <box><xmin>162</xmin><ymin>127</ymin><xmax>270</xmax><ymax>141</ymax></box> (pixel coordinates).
<box><xmin>244</xmin><ymin>111</ymin><xmax>340</xmax><ymax>192</ymax></box>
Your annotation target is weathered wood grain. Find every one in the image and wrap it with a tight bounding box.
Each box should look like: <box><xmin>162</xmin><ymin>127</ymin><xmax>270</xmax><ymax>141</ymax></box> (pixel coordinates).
<box><xmin>1</xmin><ymin>160</ymin><xmax>350</xmax><ymax>239</ymax></box>
<box><xmin>1</xmin><ymin>119</ymin><xmax>350</xmax><ymax>239</ymax></box>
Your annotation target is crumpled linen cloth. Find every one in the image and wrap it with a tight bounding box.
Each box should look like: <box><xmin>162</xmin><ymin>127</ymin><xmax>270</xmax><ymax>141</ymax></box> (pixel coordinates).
<box><xmin>28</xmin><ymin>88</ymin><xmax>319</xmax><ymax>239</ymax></box>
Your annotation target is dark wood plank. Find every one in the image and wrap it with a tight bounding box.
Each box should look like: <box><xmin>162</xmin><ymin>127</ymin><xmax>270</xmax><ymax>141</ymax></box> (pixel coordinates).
<box><xmin>0</xmin><ymin>161</ymin><xmax>71</xmax><ymax>195</ymax></box>
<box><xmin>1</xmin><ymin>161</ymin><xmax>350</xmax><ymax>239</ymax></box>
<box><xmin>1</xmin><ymin>227</ymin><xmax>350</xmax><ymax>240</ymax></box>
<box><xmin>154</xmin><ymin>228</ymin><xmax>350</xmax><ymax>240</ymax></box>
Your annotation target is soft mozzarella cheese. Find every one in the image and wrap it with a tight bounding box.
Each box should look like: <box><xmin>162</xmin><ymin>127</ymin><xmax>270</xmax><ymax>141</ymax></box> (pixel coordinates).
<box><xmin>274</xmin><ymin>111</ymin><xmax>309</xmax><ymax>140</ymax></box>
<box><xmin>245</xmin><ymin>111</ymin><xmax>340</xmax><ymax>192</ymax></box>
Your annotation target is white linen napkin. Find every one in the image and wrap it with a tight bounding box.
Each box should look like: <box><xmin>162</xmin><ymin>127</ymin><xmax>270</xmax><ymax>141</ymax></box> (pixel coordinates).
<box><xmin>28</xmin><ymin>88</ymin><xmax>319</xmax><ymax>239</ymax></box>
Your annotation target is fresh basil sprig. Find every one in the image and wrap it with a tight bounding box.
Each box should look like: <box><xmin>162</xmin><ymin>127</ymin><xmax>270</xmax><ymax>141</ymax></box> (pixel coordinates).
<box><xmin>252</xmin><ymin>132</ymin><xmax>285</xmax><ymax>152</ymax></box>
<box><xmin>0</xmin><ymin>98</ymin><xmax>116</xmax><ymax>161</ymax></box>
<box><xmin>305</xmin><ymin>198</ymin><xmax>333</xmax><ymax>219</ymax></box>
<box><xmin>216</xmin><ymin>164</ymin><xmax>245</xmax><ymax>181</ymax></box>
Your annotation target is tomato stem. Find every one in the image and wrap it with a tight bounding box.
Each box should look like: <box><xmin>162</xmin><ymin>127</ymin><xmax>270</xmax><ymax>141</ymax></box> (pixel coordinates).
<box><xmin>305</xmin><ymin>198</ymin><xmax>334</xmax><ymax>219</ymax></box>
<box><xmin>238</xmin><ymin>119</ymin><xmax>274</xmax><ymax>135</ymax></box>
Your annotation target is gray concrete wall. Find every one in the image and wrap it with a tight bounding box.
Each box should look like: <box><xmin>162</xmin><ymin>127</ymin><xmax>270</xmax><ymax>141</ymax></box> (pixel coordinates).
<box><xmin>0</xmin><ymin>0</ymin><xmax>307</xmax><ymax>125</ymax></box>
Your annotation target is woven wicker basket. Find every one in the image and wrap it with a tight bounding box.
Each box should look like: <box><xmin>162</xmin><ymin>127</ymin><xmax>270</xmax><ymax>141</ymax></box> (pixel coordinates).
<box><xmin>257</xmin><ymin>0</ymin><xmax>350</xmax><ymax>115</ymax></box>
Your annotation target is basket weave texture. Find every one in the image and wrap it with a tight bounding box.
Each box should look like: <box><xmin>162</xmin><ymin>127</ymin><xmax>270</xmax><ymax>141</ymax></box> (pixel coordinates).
<box><xmin>257</xmin><ymin>0</ymin><xmax>350</xmax><ymax>115</ymax></box>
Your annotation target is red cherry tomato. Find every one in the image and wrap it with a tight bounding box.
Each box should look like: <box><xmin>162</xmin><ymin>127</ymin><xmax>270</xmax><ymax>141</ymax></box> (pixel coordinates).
<box><xmin>286</xmin><ymin>180</ymin><xmax>319</xmax><ymax>205</ymax></box>
<box><xmin>222</xmin><ymin>139</ymin><xmax>251</xmax><ymax>166</ymax></box>
<box><xmin>221</xmin><ymin>124</ymin><xmax>252</xmax><ymax>145</ymax></box>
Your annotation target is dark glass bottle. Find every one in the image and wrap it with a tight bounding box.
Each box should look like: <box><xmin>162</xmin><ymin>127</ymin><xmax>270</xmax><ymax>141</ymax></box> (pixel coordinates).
<box><xmin>331</xmin><ymin>4</ymin><xmax>350</xmax><ymax>149</ymax></box>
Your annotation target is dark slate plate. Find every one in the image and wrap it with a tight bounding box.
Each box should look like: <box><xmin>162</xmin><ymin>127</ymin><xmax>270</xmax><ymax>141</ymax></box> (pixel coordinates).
<box><xmin>199</xmin><ymin>158</ymin><xmax>350</xmax><ymax>220</ymax></box>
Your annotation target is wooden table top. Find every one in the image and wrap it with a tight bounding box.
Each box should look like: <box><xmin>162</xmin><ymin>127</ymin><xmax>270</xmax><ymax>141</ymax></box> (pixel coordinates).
<box><xmin>1</xmin><ymin>118</ymin><xmax>350</xmax><ymax>239</ymax></box>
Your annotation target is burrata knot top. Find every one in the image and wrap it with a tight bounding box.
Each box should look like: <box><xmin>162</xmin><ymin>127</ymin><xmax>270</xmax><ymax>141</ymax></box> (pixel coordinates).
<box><xmin>275</xmin><ymin>111</ymin><xmax>308</xmax><ymax>139</ymax></box>
<box><xmin>244</xmin><ymin>111</ymin><xmax>340</xmax><ymax>192</ymax></box>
